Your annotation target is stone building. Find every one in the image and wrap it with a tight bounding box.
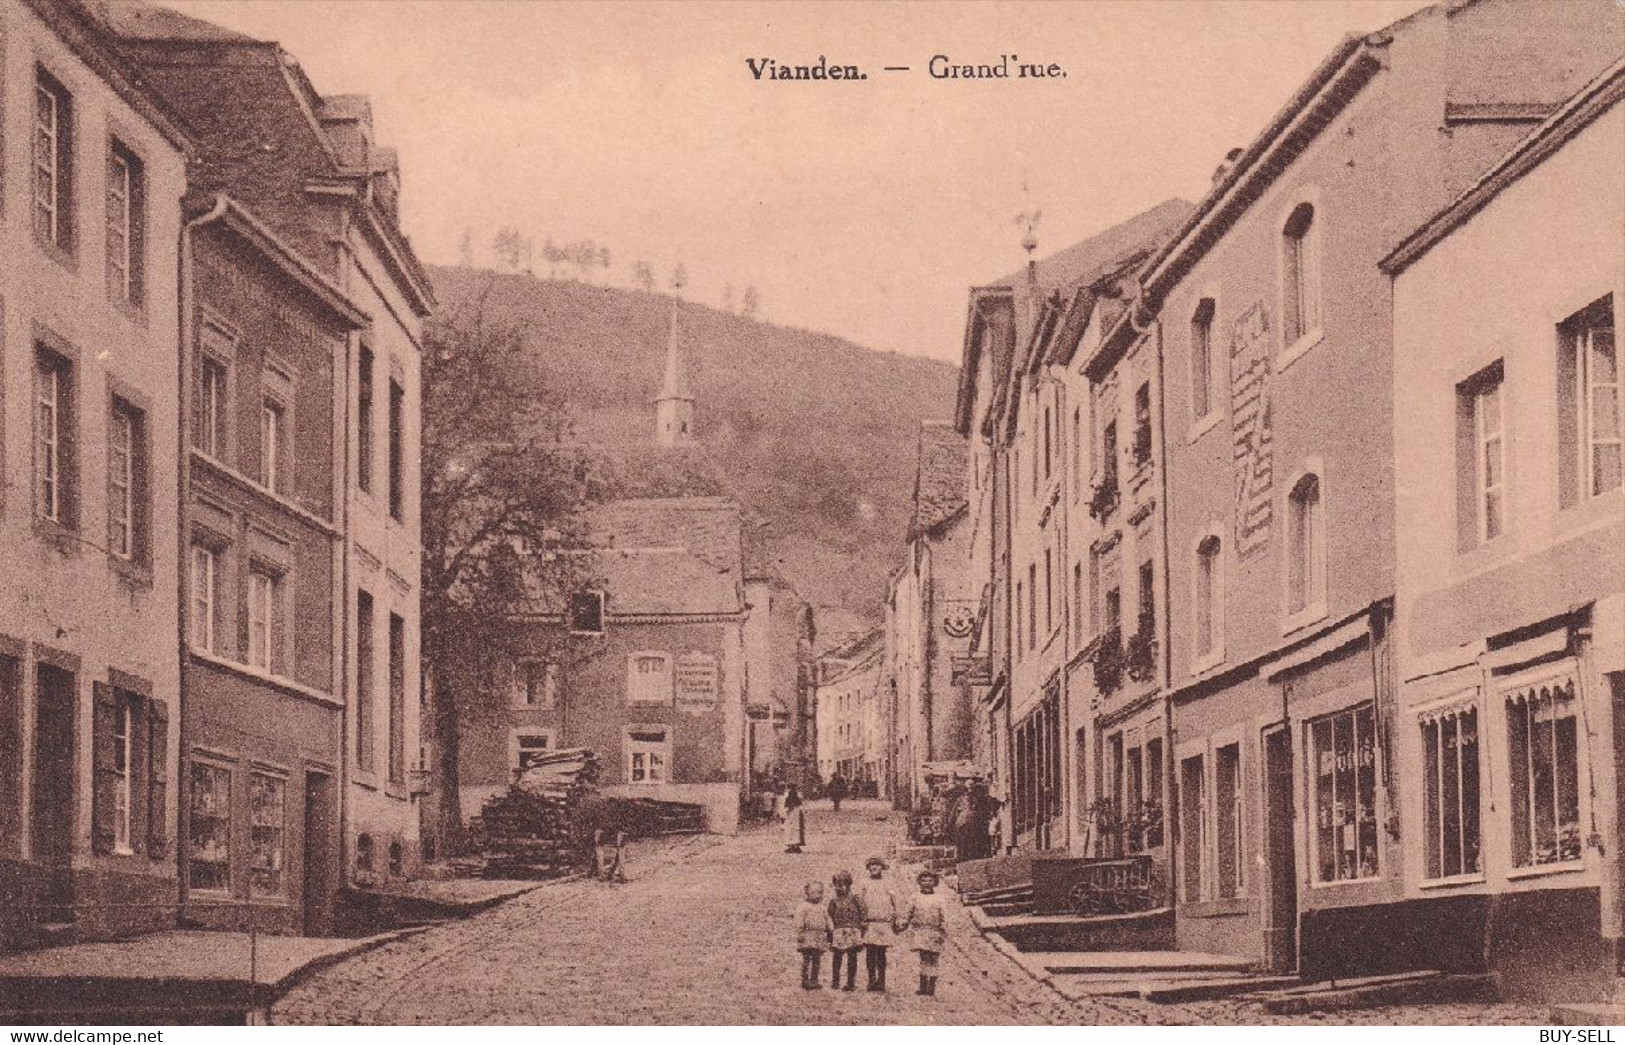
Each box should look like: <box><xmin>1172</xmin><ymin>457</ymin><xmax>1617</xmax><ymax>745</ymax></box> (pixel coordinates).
<box><xmin>100</xmin><ymin>1</ymin><xmax>434</xmax><ymax>909</ymax></box>
<box><xmin>814</xmin><ymin>627</ymin><xmax>883</xmax><ymax>789</ymax></box>
<box><xmin>1382</xmin><ymin>58</ymin><xmax>1624</xmax><ymax>1001</ymax></box>
<box><xmin>884</xmin><ymin>422</ymin><xmax>975</xmax><ymax>810</ymax></box>
<box><xmin>0</xmin><ymin>0</ymin><xmax>188</xmax><ymax>950</ymax></box>
<box><xmin>1143</xmin><ymin>0</ymin><xmax>1621</xmax><ymax>977</ymax></box>
<box><xmin>461</xmin><ymin>497</ymin><xmax>753</xmax><ymax>834</ymax></box>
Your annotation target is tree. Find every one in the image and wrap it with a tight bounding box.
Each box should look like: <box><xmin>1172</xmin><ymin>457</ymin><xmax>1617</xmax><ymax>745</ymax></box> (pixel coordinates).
<box><xmin>632</xmin><ymin>260</ymin><xmax>655</xmax><ymax>292</ymax></box>
<box><xmin>741</xmin><ymin>284</ymin><xmax>761</xmax><ymax>320</ymax></box>
<box><xmin>421</xmin><ymin>285</ymin><xmax>603</xmax><ymax>853</ymax></box>
<box><xmin>492</xmin><ymin>226</ymin><xmax>524</xmax><ymax>272</ymax></box>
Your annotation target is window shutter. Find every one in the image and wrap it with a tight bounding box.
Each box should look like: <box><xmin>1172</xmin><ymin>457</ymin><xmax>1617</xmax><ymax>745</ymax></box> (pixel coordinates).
<box><xmin>128</xmin><ymin>694</ymin><xmax>148</xmax><ymax>856</ymax></box>
<box><xmin>147</xmin><ymin>698</ymin><xmax>169</xmax><ymax>859</ymax></box>
<box><xmin>92</xmin><ymin>682</ymin><xmax>118</xmax><ymax>855</ymax></box>
<box><xmin>0</xmin><ymin>660</ymin><xmax>21</xmax><ymax>858</ymax></box>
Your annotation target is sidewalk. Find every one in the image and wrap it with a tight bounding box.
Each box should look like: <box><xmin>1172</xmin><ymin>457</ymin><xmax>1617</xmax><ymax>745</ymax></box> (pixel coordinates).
<box><xmin>0</xmin><ymin>928</ymin><xmax>422</xmax><ymax>1024</ymax></box>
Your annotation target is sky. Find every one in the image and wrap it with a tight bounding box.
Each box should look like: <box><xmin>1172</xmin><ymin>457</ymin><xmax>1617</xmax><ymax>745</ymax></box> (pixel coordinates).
<box><xmin>164</xmin><ymin>0</ymin><xmax>1431</xmax><ymax>364</ymax></box>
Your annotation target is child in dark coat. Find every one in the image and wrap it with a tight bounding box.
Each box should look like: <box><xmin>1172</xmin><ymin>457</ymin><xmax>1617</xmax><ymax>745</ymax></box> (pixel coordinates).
<box><xmin>826</xmin><ymin>870</ymin><xmax>867</xmax><ymax>991</ymax></box>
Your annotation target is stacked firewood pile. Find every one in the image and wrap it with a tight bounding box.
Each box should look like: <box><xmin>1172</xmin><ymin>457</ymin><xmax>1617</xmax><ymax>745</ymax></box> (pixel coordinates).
<box><xmin>469</xmin><ymin>748</ymin><xmax>601</xmax><ymax>879</ymax></box>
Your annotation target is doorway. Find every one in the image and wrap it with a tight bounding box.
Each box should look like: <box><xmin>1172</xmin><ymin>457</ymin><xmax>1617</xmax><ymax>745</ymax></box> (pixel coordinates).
<box><xmin>1262</xmin><ymin>724</ymin><xmax>1298</xmax><ymax>973</ymax></box>
<box><xmin>302</xmin><ymin>771</ymin><xmax>336</xmax><ymax>936</ymax></box>
<box><xmin>32</xmin><ymin>664</ymin><xmax>77</xmax><ymax>922</ymax></box>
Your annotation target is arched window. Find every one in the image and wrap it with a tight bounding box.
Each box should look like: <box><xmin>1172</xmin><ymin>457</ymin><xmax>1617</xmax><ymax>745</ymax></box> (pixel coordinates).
<box><xmin>1282</xmin><ymin>202</ymin><xmax>1321</xmax><ymax>346</ymax></box>
<box><xmin>356</xmin><ymin>833</ymin><xmax>374</xmax><ymax>873</ymax></box>
<box><xmin>1191</xmin><ymin>298</ymin><xmax>1216</xmax><ymax>420</ymax></box>
<box><xmin>1195</xmin><ymin>534</ymin><xmax>1222</xmax><ymax>659</ymax></box>
<box><xmin>388</xmin><ymin>840</ymin><xmax>404</xmax><ymax>877</ymax></box>
<box><xmin>1287</xmin><ymin>473</ymin><xmax>1325</xmax><ymax>616</ymax></box>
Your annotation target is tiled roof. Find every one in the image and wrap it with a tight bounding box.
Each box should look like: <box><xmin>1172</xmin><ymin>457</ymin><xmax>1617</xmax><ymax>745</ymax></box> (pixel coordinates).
<box><xmin>588</xmin><ymin>498</ymin><xmax>744</xmax><ymax>616</ymax></box>
<box><xmin>910</xmin><ymin>422</ymin><xmax>968</xmax><ymax>540</ymax></box>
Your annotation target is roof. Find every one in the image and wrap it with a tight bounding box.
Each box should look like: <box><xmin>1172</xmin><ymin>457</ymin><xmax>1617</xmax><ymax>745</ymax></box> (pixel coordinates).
<box><xmin>909</xmin><ymin>422</ymin><xmax>968</xmax><ymax>540</ymax></box>
<box><xmin>985</xmin><ymin>198</ymin><xmax>1195</xmax><ymax>295</ymax></box>
<box><xmin>1383</xmin><ymin>56</ymin><xmax>1625</xmax><ymax>274</ymax></box>
<box><xmin>587</xmin><ymin>498</ymin><xmax>744</xmax><ymax>617</ymax></box>
<box><xmin>89</xmin><ymin>0</ymin><xmax>258</xmax><ymax>42</ymax></box>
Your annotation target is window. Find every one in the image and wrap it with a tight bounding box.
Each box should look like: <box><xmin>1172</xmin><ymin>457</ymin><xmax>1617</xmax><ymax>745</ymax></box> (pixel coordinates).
<box><xmin>190</xmin><ymin>545</ymin><xmax>217</xmax><ymax>651</ymax></box>
<box><xmin>1215</xmin><ymin>743</ymin><xmax>1242</xmax><ymax>898</ymax></box>
<box><xmin>388</xmin><ymin>841</ymin><xmax>404</xmax><ymax>877</ymax></box>
<box><xmin>513</xmin><ymin>659</ymin><xmax>558</xmax><ymax>709</ymax></box>
<box><xmin>106</xmin><ymin>141</ymin><xmax>144</xmax><ymax>305</ymax></box>
<box><xmin>1072</xmin><ymin>408</ymin><xmax>1082</xmax><ymax>497</ymax></box>
<box><xmin>388</xmin><ymin>613</ymin><xmax>406</xmax><ymax>784</ymax></box>
<box><xmin>1420</xmin><ymin>704</ymin><xmax>1481</xmax><ymax>880</ymax></box>
<box><xmin>1137</xmin><ymin>560</ymin><xmax>1155</xmax><ymax>638</ymax></box>
<box><xmin>197</xmin><ymin>356</ymin><xmax>227</xmax><ymax>459</ymax></box>
<box><xmin>511</xmin><ymin>732</ymin><xmax>551</xmax><ymax>775</ymax></box>
<box><xmin>1124</xmin><ymin>746</ymin><xmax>1143</xmax><ymax>849</ymax></box>
<box><xmin>1144</xmin><ymin>738</ymin><xmax>1164</xmax><ymax>848</ymax></box>
<box><xmin>247</xmin><ymin>567</ymin><xmax>278</xmax><ymax>671</ymax></box>
<box><xmin>356</xmin><ymin>590</ymin><xmax>374</xmax><ymax>770</ymax></box>
<box><xmin>1072</xmin><ymin>562</ymin><xmax>1084</xmax><ymax>647</ymax></box>
<box><xmin>1101</xmin><ymin>420</ymin><xmax>1118</xmax><ymax>489</ymax></box>
<box><xmin>249</xmin><ymin>772</ymin><xmax>285</xmax><ymax>896</ymax></box>
<box><xmin>569</xmin><ymin>590</ymin><xmax>605</xmax><ymax>635</ymax></box>
<box><xmin>1043</xmin><ymin>404</ymin><xmax>1052</xmax><ymax>480</ymax></box>
<box><xmin>260</xmin><ymin>399</ymin><xmax>285</xmax><ymax>492</ymax></box>
<box><xmin>1282</xmin><ymin>202</ymin><xmax>1321</xmax><ymax>346</ymax></box>
<box><xmin>356</xmin><ymin>833</ymin><xmax>374</xmax><ymax>873</ymax></box>
<box><xmin>1014</xmin><ymin>579</ymin><xmax>1023</xmax><ymax>656</ymax></box>
<box><xmin>1104</xmin><ymin>584</ymin><xmax>1121</xmax><ymax>638</ymax></box>
<box><xmin>1287</xmin><ymin>473</ymin><xmax>1325</xmax><ymax>618</ymax></box>
<box><xmin>1027</xmin><ymin>563</ymin><xmax>1037</xmax><ymax>651</ymax></box>
<box><xmin>627</xmin><ymin>653</ymin><xmax>672</xmax><ymax>705</ymax></box>
<box><xmin>1506</xmin><ymin>679</ymin><xmax>1581</xmax><ymax>868</ymax></box>
<box><xmin>1132</xmin><ymin>384</ymin><xmax>1152</xmax><ymax>468</ymax></box>
<box><xmin>388</xmin><ymin>378</ymin><xmax>405</xmax><ymax>520</ymax></box>
<box><xmin>1195</xmin><ymin>535</ymin><xmax>1222</xmax><ymax>661</ymax></box>
<box><xmin>1558</xmin><ymin>297</ymin><xmax>1620</xmax><ymax>503</ymax></box>
<box><xmin>1044</xmin><ymin>547</ymin><xmax>1053</xmax><ymax>636</ymax></box>
<box><xmin>357</xmin><ymin>348</ymin><xmax>374</xmax><ymax>493</ymax></box>
<box><xmin>112</xmin><ymin>697</ymin><xmax>133</xmax><ymax>854</ymax></box>
<box><xmin>1191</xmin><ymin>298</ymin><xmax>1216</xmax><ymax>420</ymax></box>
<box><xmin>1455</xmin><ymin>363</ymin><xmax>1506</xmax><ymax>549</ymax></box>
<box><xmin>1310</xmin><ymin>703</ymin><xmax>1379</xmax><ymax>883</ymax></box>
<box><xmin>108</xmin><ymin>401</ymin><xmax>146</xmax><ymax>562</ymax></box>
<box><xmin>34</xmin><ymin>68</ymin><xmax>73</xmax><ymax>250</ymax></box>
<box><xmin>35</xmin><ymin>348</ymin><xmax>74</xmax><ymax>527</ymax></box>
<box><xmin>627</xmin><ymin>727</ymin><xmax>670</xmax><ymax>784</ymax></box>
<box><xmin>1180</xmin><ymin>754</ymin><xmax>1205</xmax><ymax>902</ymax></box>
<box><xmin>188</xmin><ymin>761</ymin><xmax>231</xmax><ymax>893</ymax></box>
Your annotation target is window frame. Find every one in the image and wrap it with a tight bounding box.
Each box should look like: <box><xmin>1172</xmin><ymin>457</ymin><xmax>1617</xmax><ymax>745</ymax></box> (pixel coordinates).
<box><xmin>625</xmin><ymin>725</ymin><xmax>672</xmax><ymax>786</ymax></box>
<box><xmin>196</xmin><ymin>333</ymin><xmax>232</xmax><ymax>462</ymax></box>
<box><xmin>1192</xmin><ymin>530</ymin><xmax>1225</xmax><ymax>672</ymax></box>
<box><xmin>512</xmin><ymin>658</ymin><xmax>558</xmax><ymax>710</ymax></box>
<box><xmin>1278</xmin><ymin>196</ymin><xmax>1324</xmax><ymax>367</ymax></box>
<box><xmin>187</xmin><ymin>757</ymin><xmax>233</xmax><ymax>895</ymax></box>
<box><xmin>189</xmin><ymin>543</ymin><xmax>219</xmax><ymax>652</ymax></box>
<box><xmin>33</xmin><ymin>65</ymin><xmax>74</xmax><ymax>254</ymax></box>
<box><xmin>1306</xmin><ymin>701</ymin><xmax>1383</xmax><ymax>886</ymax></box>
<box><xmin>106</xmin><ymin>138</ymin><xmax>145</xmax><ymax>308</ymax></box>
<box><xmin>1558</xmin><ymin>296</ymin><xmax>1620</xmax><ymax>504</ymax></box>
<box><xmin>1416</xmin><ymin>694</ymin><xmax>1484</xmax><ymax>885</ymax></box>
<box><xmin>625</xmin><ymin>651</ymin><xmax>673</xmax><ymax>706</ymax></box>
<box><xmin>568</xmin><ymin>589</ymin><xmax>606</xmax><ymax>636</ymax></box>
<box><xmin>388</xmin><ymin>377</ymin><xmax>406</xmax><ymax>521</ymax></box>
<box><xmin>112</xmin><ymin>696</ymin><xmax>134</xmax><ymax>855</ymax></box>
<box><xmin>357</xmin><ymin>345</ymin><xmax>375</xmax><ymax>494</ymax></box>
<box><xmin>1283</xmin><ymin>463</ymin><xmax>1328</xmax><ymax>632</ymax></box>
<box><xmin>247</xmin><ymin>769</ymin><xmax>287</xmax><ymax>898</ymax></box>
<box><xmin>35</xmin><ymin>346</ymin><xmax>76</xmax><ymax>530</ymax></box>
<box><xmin>1501</xmin><ymin>668</ymin><xmax>1586</xmax><ymax>876</ymax></box>
<box><xmin>260</xmin><ymin>397</ymin><xmax>286</xmax><ymax>493</ymax></box>
<box><xmin>1177</xmin><ymin>747</ymin><xmax>1207</xmax><ymax>903</ymax></box>
<box><xmin>1190</xmin><ymin>295</ymin><xmax>1218</xmax><ymax>429</ymax></box>
<box><xmin>246</xmin><ymin>564</ymin><xmax>282</xmax><ymax>672</ymax></box>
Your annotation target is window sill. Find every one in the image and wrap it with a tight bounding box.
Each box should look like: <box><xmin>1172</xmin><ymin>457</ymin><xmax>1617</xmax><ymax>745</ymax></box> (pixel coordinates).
<box><xmin>33</xmin><ymin>230</ymin><xmax>79</xmax><ymax>276</ymax></box>
<box><xmin>1277</xmin><ymin>328</ymin><xmax>1324</xmax><ymax>373</ymax></box>
<box><xmin>1185</xmin><ymin>410</ymin><xmax>1223</xmax><ymax>445</ymax></box>
<box><xmin>353</xmin><ymin>773</ymin><xmax>380</xmax><ymax>792</ymax></box>
<box><xmin>1506</xmin><ymin>861</ymin><xmax>1586</xmax><ymax>882</ymax></box>
<box><xmin>33</xmin><ymin>514</ymin><xmax>82</xmax><ymax>555</ymax></box>
<box><xmin>188</xmin><ymin>646</ymin><xmax>342</xmax><ymax>709</ymax></box>
<box><xmin>1418</xmin><ymin>873</ymin><xmax>1486</xmax><ymax>891</ymax></box>
<box><xmin>1307</xmin><ymin>875</ymin><xmax>1384</xmax><ymax>890</ymax></box>
<box><xmin>109</xmin><ymin>553</ymin><xmax>154</xmax><ymax>589</ymax></box>
<box><xmin>1281</xmin><ymin>602</ymin><xmax>1328</xmax><ymax>638</ymax></box>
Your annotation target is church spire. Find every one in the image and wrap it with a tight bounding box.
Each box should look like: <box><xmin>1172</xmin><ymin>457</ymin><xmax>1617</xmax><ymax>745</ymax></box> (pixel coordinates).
<box><xmin>655</xmin><ymin>270</ymin><xmax>695</xmax><ymax>447</ymax></box>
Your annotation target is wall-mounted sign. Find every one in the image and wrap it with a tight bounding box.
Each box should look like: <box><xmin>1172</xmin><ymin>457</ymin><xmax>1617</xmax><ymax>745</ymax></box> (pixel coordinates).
<box><xmin>943</xmin><ymin>604</ymin><xmax>975</xmax><ymax>639</ymax></box>
<box><xmin>951</xmin><ymin>655</ymin><xmax>992</xmax><ymax>686</ymax></box>
<box><xmin>675</xmin><ymin>652</ymin><xmax>719</xmax><ymax>714</ymax></box>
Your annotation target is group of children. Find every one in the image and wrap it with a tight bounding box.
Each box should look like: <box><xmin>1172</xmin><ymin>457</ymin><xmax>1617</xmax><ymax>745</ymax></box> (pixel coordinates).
<box><xmin>793</xmin><ymin>857</ymin><xmax>948</xmax><ymax>997</ymax></box>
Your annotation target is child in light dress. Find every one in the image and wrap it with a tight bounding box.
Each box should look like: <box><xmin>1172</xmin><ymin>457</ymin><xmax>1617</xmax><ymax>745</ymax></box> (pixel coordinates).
<box><xmin>794</xmin><ymin>881</ymin><xmax>833</xmax><ymax>989</ymax></box>
<box><xmin>895</xmin><ymin>868</ymin><xmax>947</xmax><ymax>996</ymax></box>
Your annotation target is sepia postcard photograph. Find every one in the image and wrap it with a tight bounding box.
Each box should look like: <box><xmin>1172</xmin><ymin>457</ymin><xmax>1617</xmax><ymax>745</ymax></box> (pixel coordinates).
<box><xmin>0</xmin><ymin>0</ymin><xmax>1622</xmax><ymax>1031</ymax></box>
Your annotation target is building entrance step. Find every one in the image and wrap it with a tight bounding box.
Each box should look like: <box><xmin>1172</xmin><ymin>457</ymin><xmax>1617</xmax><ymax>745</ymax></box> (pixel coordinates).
<box><xmin>1017</xmin><ymin>949</ymin><xmax>1257</xmax><ymax>976</ymax></box>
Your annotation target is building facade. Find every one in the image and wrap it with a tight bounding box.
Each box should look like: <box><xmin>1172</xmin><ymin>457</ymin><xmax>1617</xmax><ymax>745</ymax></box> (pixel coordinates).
<box><xmin>0</xmin><ymin>0</ymin><xmax>188</xmax><ymax>950</ymax></box>
<box><xmin>814</xmin><ymin>628</ymin><xmax>882</xmax><ymax>789</ymax></box>
<box><xmin>1384</xmin><ymin>61</ymin><xmax>1625</xmax><ymax>999</ymax></box>
<box><xmin>461</xmin><ymin>497</ymin><xmax>753</xmax><ymax>834</ymax></box>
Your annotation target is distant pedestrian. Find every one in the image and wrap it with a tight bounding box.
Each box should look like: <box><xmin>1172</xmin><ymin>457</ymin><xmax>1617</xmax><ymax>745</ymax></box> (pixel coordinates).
<box><xmin>794</xmin><ymin>881</ymin><xmax>833</xmax><ymax>990</ymax></box>
<box><xmin>828</xmin><ymin>773</ymin><xmax>848</xmax><ymax>812</ymax></box>
<box><xmin>783</xmin><ymin>784</ymin><xmax>805</xmax><ymax>853</ymax></box>
<box><xmin>896</xmin><ymin>869</ymin><xmax>947</xmax><ymax>996</ymax></box>
<box><xmin>592</xmin><ymin>827</ymin><xmax>627</xmax><ymax>883</ymax></box>
<box><xmin>855</xmin><ymin>855</ymin><xmax>896</xmax><ymax>991</ymax></box>
<box><xmin>827</xmin><ymin>870</ymin><xmax>865</xmax><ymax>991</ymax></box>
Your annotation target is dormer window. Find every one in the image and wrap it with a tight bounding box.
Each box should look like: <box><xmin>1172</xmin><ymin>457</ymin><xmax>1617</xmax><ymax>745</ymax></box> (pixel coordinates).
<box><xmin>568</xmin><ymin>590</ymin><xmax>605</xmax><ymax>635</ymax></box>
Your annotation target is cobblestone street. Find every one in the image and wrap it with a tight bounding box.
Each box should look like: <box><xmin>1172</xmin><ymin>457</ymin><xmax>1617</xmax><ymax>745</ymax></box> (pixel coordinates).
<box><xmin>271</xmin><ymin>803</ymin><xmax>1550</xmax><ymax>1025</ymax></box>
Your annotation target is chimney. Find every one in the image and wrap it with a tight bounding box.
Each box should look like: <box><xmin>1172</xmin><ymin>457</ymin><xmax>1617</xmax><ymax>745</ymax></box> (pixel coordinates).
<box><xmin>1212</xmin><ymin>147</ymin><xmax>1245</xmax><ymax>186</ymax></box>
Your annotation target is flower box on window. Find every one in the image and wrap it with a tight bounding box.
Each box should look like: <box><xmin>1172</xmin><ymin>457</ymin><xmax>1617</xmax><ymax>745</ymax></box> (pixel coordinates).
<box><xmin>1091</xmin><ymin>627</ymin><xmax>1124</xmax><ymax>695</ymax></box>
<box><xmin>1089</xmin><ymin>479</ymin><xmax>1120</xmax><ymax>523</ymax></box>
<box><xmin>1126</xmin><ymin>617</ymin><xmax>1158</xmax><ymax>683</ymax></box>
